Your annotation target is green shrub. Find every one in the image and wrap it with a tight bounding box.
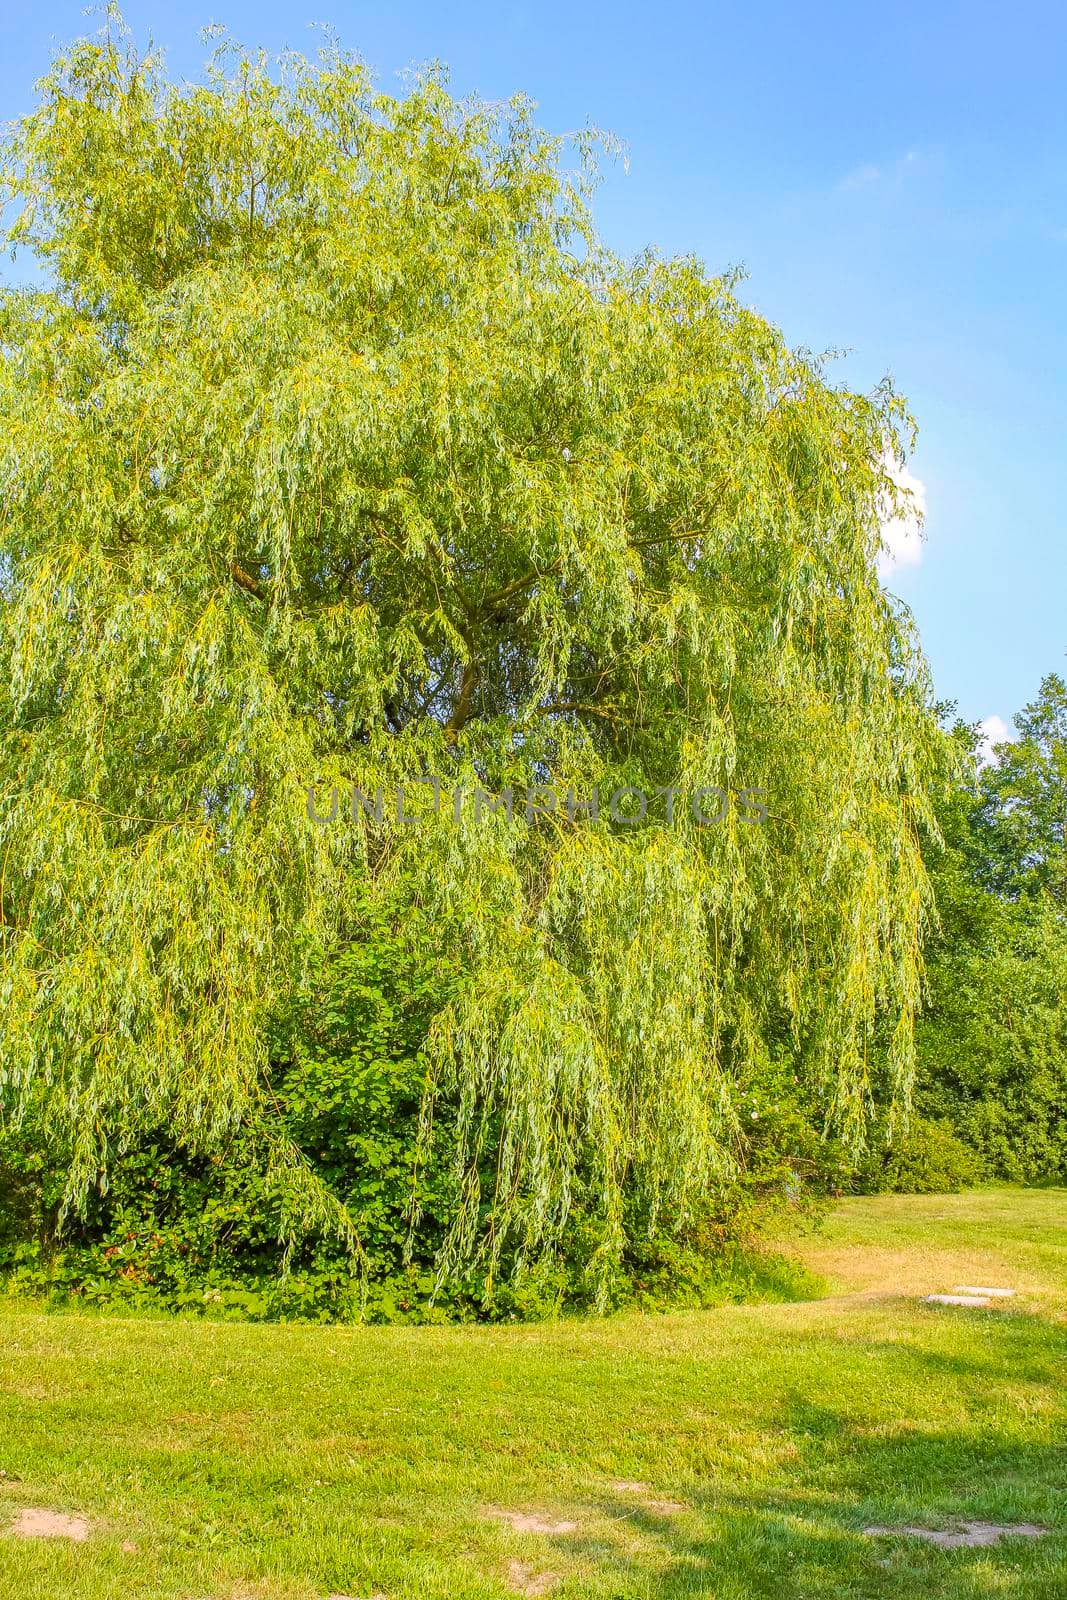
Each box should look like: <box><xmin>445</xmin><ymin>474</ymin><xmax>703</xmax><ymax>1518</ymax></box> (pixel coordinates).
<box><xmin>0</xmin><ymin>987</ymin><xmax>838</xmax><ymax>1323</ymax></box>
<box><xmin>854</xmin><ymin>1115</ymin><xmax>985</xmax><ymax>1195</ymax></box>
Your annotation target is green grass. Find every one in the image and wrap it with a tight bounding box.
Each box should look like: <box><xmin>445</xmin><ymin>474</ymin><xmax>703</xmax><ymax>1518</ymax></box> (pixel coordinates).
<box><xmin>786</xmin><ymin>1186</ymin><xmax>1067</xmax><ymax>1295</ymax></box>
<box><xmin>1</xmin><ymin>1188</ymin><xmax>1064</xmax><ymax>1599</ymax></box>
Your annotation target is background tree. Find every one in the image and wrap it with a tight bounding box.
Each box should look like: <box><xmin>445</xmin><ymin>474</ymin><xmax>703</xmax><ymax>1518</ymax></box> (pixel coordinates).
<box><xmin>862</xmin><ymin>688</ymin><xmax>1067</xmax><ymax>1190</ymax></box>
<box><xmin>0</xmin><ymin>17</ymin><xmax>942</xmax><ymax>1299</ymax></box>
<box><xmin>974</xmin><ymin>673</ymin><xmax>1067</xmax><ymax>905</ymax></box>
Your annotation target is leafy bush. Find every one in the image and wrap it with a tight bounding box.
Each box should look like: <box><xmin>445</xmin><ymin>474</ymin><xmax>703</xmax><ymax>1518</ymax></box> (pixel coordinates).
<box><xmin>0</xmin><ymin>889</ymin><xmax>467</xmax><ymax>1321</ymax></box>
<box><xmin>854</xmin><ymin>1115</ymin><xmax>985</xmax><ymax>1195</ymax></box>
<box><xmin>0</xmin><ymin>899</ymin><xmax>836</xmax><ymax>1320</ymax></box>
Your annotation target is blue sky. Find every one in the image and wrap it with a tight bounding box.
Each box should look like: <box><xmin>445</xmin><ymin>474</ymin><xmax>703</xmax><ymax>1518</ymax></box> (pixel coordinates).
<box><xmin>4</xmin><ymin>0</ymin><xmax>1065</xmax><ymax>734</ymax></box>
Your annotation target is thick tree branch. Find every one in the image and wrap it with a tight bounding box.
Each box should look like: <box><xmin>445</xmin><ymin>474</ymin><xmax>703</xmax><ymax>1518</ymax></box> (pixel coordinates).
<box><xmin>445</xmin><ymin>658</ymin><xmax>479</xmax><ymax>738</ymax></box>
<box><xmin>230</xmin><ymin>561</ymin><xmax>266</xmax><ymax>600</ymax></box>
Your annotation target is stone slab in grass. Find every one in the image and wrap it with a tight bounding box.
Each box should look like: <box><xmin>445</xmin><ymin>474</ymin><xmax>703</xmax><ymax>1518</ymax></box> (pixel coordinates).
<box><xmin>924</xmin><ymin>1293</ymin><xmax>992</xmax><ymax>1307</ymax></box>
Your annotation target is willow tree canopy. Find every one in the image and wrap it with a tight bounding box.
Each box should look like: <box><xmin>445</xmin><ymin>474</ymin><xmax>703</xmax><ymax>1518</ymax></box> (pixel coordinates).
<box><xmin>0</xmin><ymin>21</ymin><xmax>941</xmax><ymax>1291</ymax></box>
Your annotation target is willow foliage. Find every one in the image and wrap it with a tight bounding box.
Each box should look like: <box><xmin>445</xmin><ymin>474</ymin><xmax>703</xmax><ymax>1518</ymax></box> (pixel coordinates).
<box><xmin>0</xmin><ymin>18</ymin><xmax>942</xmax><ymax>1295</ymax></box>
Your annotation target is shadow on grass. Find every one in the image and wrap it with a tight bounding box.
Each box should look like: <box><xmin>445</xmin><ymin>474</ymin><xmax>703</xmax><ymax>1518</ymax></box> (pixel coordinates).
<box><xmin>618</xmin><ymin>1507</ymin><xmax>1063</xmax><ymax>1599</ymax></box>
<box><xmin>572</xmin><ymin>1418</ymin><xmax>1067</xmax><ymax>1599</ymax></box>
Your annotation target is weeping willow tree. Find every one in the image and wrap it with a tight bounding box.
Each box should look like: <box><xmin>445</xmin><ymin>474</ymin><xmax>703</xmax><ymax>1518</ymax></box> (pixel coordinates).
<box><xmin>0</xmin><ymin>16</ymin><xmax>943</xmax><ymax>1295</ymax></box>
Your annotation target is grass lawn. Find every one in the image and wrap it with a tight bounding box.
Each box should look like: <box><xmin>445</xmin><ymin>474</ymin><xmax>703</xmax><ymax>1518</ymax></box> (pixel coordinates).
<box><xmin>0</xmin><ymin>1188</ymin><xmax>1064</xmax><ymax>1599</ymax></box>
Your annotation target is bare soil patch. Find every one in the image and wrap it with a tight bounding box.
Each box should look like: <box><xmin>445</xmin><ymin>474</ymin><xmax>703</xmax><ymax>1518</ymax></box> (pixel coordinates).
<box><xmin>8</xmin><ymin>1507</ymin><xmax>90</xmax><ymax>1541</ymax></box>
<box><xmin>506</xmin><ymin>1560</ymin><xmax>560</xmax><ymax>1595</ymax></box>
<box><xmin>485</xmin><ymin>1507</ymin><xmax>579</xmax><ymax>1535</ymax></box>
<box><xmin>606</xmin><ymin>1480</ymin><xmax>686</xmax><ymax>1515</ymax></box>
<box><xmin>864</xmin><ymin>1521</ymin><xmax>1047</xmax><ymax>1549</ymax></box>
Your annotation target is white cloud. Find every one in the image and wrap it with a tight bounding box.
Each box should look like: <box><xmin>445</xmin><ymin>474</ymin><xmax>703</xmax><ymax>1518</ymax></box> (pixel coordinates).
<box><xmin>837</xmin><ymin>150</ymin><xmax>923</xmax><ymax>193</ymax></box>
<box><xmin>877</xmin><ymin>452</ymin><xmax>927</xmax><ymax>581</ymax></box>
<box><xmin>976</xmin><ymin>714</ymin><xmax>1014</xmax><ymax>768</ymax></box>
<box><xmin>839</xmin><ymin>162</ymin><xmax>881</xmax><ymax>191</ymax></box>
